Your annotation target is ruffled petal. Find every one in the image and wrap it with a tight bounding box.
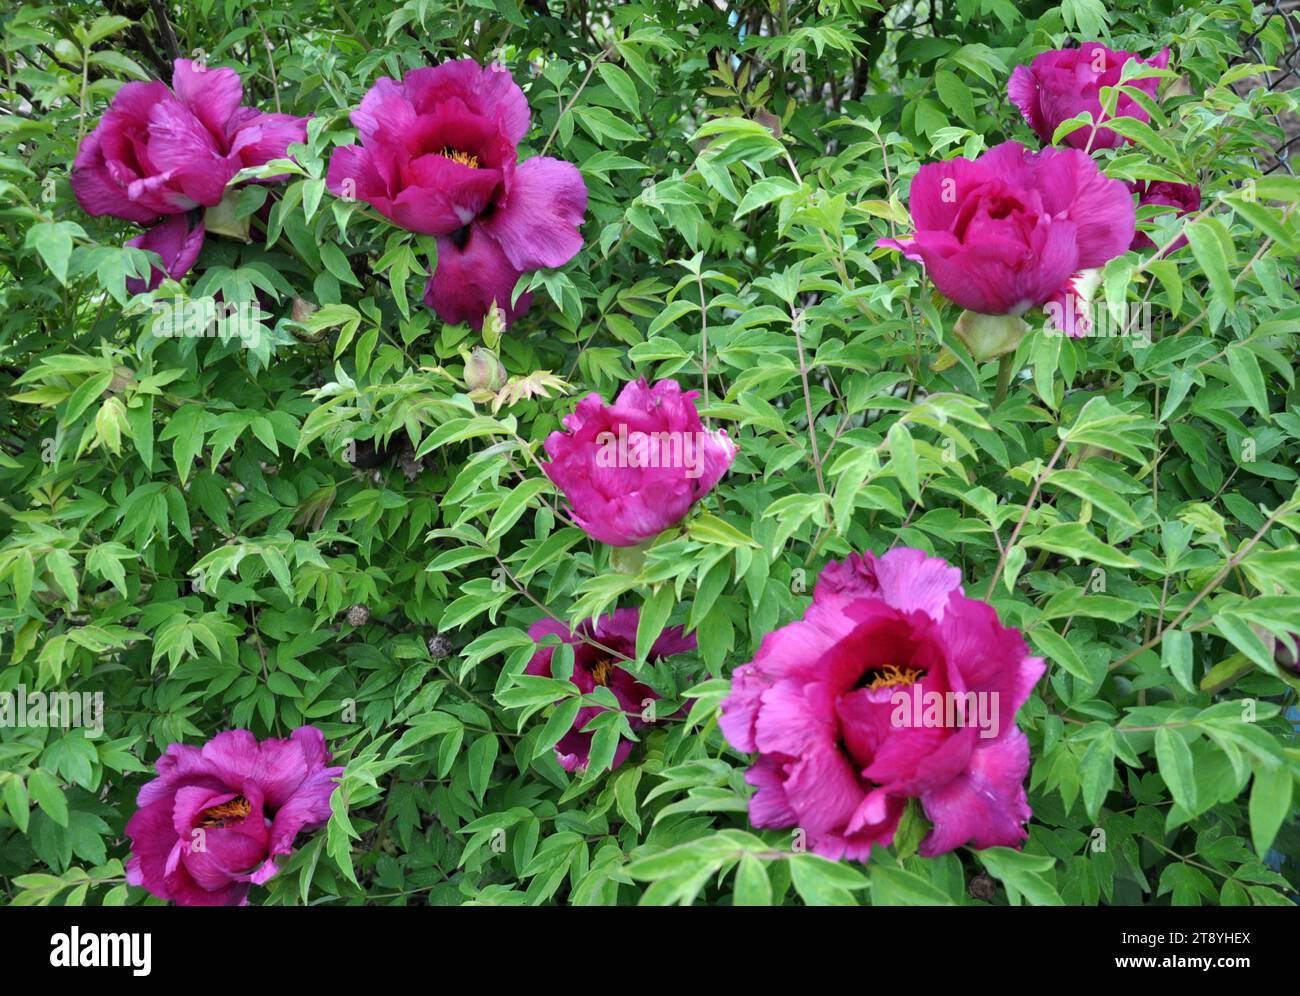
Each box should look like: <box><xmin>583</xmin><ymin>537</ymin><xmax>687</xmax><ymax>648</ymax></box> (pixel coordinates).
<box><xmin>172</xmin><ymin>59</ymin><xmax>244</xmax><ymax>137</ymax></box>
<box><xmin>480</xmin><ymin>156</ymin><xmax>587</xmax><ymax>271</ymax></box>
<box><xmin>919</xmin><ymin>727</ymin><xmax>1034</xmax><ymax>855</ymax></box>
<box><xmin>126</xmin><ymin>212</ymin><xmax>206</xmax><ymax>293</ymax></box>
<box><xmin>423</xmin><ymin>227</ymin><xmax>531</xmax><ymax>327</ymax></box>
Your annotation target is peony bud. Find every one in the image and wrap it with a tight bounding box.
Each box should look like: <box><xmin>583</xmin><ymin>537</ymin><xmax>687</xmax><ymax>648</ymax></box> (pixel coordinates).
<box><xmin>954</xmin><ymin>311</ymin><xmax>1029</xmax><ymax>362</ymax></box>
<box><xmin>465</xmin><ymin>347</ymin><xmax>507</xmax><ymax>393</ymax></box>
<box><xmin>203</xmin><ymin>191</ymin><xmax>252</xmax><ymax>242</ymax></box>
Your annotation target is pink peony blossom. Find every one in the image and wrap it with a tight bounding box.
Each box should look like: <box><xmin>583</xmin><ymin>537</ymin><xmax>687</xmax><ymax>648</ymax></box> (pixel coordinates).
<box><xmin>73</xmin><ymin>58</ymin><xmax>308</xmax><ymax>289</ymax></box>
<box><xmin>878</xmin><ymin>141</ymin><xmax>1134</xmax><ymax>336</ymax></box>
<box><xmin>1128</xmin><ymin>179</ymin><xmax>1201</xmax><ymax>252</ymax></box>
<box><xmin>526</xmin><ymin>609</ymin><xmax>695</xmax><ymax>771</ymax></box>
<box><xmin>720</xmin><ymin>548</ymin><xmax>1045</xmax><ymax>861</ymax></box>
<box><xmin>540</xmin><ymin>378</ymin><xmax>736</xmax><ymax>547</ymax></box>
<box><xmin>125</xmin><ymin>726</ymin><xmax>341</xmax><ymax>906</ymax></box>
<box><xmin>326</xmin><ymin>59</ymin><xmax>587</xmax><ymax>328</ymax></box>
<box><xmin>1008</xmin><ymin>43</ymin><xmax>1169</xmax><ymax>151</ymax></box>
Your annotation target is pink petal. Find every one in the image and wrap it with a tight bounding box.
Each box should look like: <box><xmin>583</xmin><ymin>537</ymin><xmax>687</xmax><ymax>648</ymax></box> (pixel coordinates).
<box><xmin>481</xmin><ymin>156</ymin><xmax>587</xmax><ymax>271</ymax></box>
<box><xmin>919</xmin><ymin>728</ymin><xmax>1034</xmax><ymax>855</ymax></box>
<box><xmin>146</xmin><ymin>98</ymin><xmax>236</xmax><ymax>206</ymax></box>
<box><xmin>423</xmin><ymin>227</ymin><xmax>531</xmax><ymax>327</ymax></box>
<box><xmin>126</xmin><ymin>212</ymin><xmax>206</xmax><ymax>293</ymax></box>
<box><xmin>172</xmin><ymin>59</ymin><xmax>244</xmax><ymax>137</ymax></box>
<box><xmin>403</xmin><ymin>59</ymin><xmax>531</xmax><ymax>144</ymax></box>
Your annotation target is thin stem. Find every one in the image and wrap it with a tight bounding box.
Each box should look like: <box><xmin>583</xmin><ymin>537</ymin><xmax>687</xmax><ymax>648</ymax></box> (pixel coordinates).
<box><xmin>984</xmin><ymin>438</ymin><xmax>1068</xmax><ymax>600</ymax></box>
<box><xmin>992</xmin><ymin>353</ymin><xmax>1016</xmax><ymax>408</ymax></box>
<box><xmin>791</xmin><ymin>309</ymin><xmax>826</xmax><ymax>497</ymax></box>
<box><xmin>1108</xmin><ymin>498</ymin><xmax>1294</xmax><ymax>670</ymax></box>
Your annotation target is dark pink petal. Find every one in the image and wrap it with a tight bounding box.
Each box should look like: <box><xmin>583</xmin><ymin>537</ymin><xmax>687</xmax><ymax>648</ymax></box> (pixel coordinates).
<box><xmin>162</xmin><ymin>858</ymin><xmax>250</xmax><ymax>906</ymax></box>
<box><xmin>1044</xmin><ymin>275</ymin><xmax>1092</xmax><ymax>338</ymax></box>
<box><xmin>125</xmin><ymin>798</ymin><xmax>180</xmax><ymax>898</ymax></box>
<box><xmin>905</xmin><ymin>154</ymin><xmax>996</xmax><ymax>233</ymax></box>
<box><xmin>782</xmin><ymin>742</ymin><xmax>864</xmax><ymax>838</ymax></box>
<box><xmin>1031</xmin><ymin>147</ymin><xmax>1135</xmax><ymax>269</ymax></box>
<box><xmin>230</xmin><ymin>112</ymin><xmax>310</xmax><ymax>173</ymax></box>
<box><xmin>908</xmin><ymin>221</ymin><xmax>1079</xmax><ymax>314</ymax></box>
<box><xmin>1129</xmin><ymin>180</ymin><xmax>1200</xmax><ymax>251</ymax></box>
<box><xmin>919</xmin><ymin>728</ymin><xmax>1034</xmax><ymax>855</ymax></box>
<box><xmin>261</xmin><ymin>762</ymin><xmax>342</xmax><ymax>867</ymax></box>
<box><xmin>172</xmin><ymin>59</ymin><xmax>244</xmax><ymax>137</ymax></box>
<box><xmin>1007</xmin><ymin>63</ymin><xmax>1048</xmax><ymax>143</ymax></box>
<box><xmin>351</xmin><ymin>78</ymin><xmax>416</xmax><ymax>145</ymax></box>
<box><xmin>481</xmin><ymin>156</ymin><xmax>587</xmax><ymax>270</ymax></box>
<box><xmin>326</xmin><ymin>144</ymin><xmax>394</xmax><ymax>216</ymax></box>
<box><xmin>72</xmin><ymin>127</ymin><xmax>163</xmax><ymax>224</ymax></box>
<box><xmin>72</xmin><ymin>81</ymin><xmax>182</xmax><ymax>222</ymax></box>
<box><xmin>814</xmin><ymin>548</ymin><xmax>963</xmax><ymax>621</ymax></box>
<box><xmin>126</xmin><ymin>212</ymin><xmax>206</xmax><ymax>293</ymax></box>
<box><xmin>403</xmin><ymin>59</ymin><xmax>531</xmax><ymax>144</ymax></box>
<box><xmin>745</xmin><ymin>756</ymin><xmax>799</xmax><ymax>827</ymax></box>
<box><xmin>719</xmin><ymin>664</ymin><xmax>768</xmax><ymax>753</ymax></box>
<box><xmin>424</xmin><ymin>227</ymin><xmax>531</xmax><ymax>327</ymax></box>
<box><xmin>392</xmin><ymin>156</ymin><xmax>504</xmax><ymax>234</ymax></box>
<box><xmin>146</xmin><ymin>98</ymin><xmax>237</xmax><ymax>206</ymax></box>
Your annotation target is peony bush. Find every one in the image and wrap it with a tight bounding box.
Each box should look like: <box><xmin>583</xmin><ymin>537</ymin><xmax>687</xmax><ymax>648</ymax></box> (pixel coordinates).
<box><xmin>1</xmin><ymin>0</ymin><xmax>1299</xmax><ymax>907</ymax></box>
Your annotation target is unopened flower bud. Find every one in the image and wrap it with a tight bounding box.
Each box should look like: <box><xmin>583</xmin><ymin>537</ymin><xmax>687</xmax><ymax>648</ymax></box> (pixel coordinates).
<box><xmin>465</xmin><ymin>347</ymin><xmax>507</xmax><ymax>393</ymax></box>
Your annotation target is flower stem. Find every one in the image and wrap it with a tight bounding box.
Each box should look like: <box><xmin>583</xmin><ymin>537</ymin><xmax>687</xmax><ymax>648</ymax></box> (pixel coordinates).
<box><xmin>992</xmin><ymin>353</ymin><xmax>1016</xmax><ymax>408</ymax></box>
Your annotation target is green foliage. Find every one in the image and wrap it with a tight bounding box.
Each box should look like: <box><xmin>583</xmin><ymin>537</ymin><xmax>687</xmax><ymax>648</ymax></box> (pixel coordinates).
<box><xmin>1</xmin><ymin>0</ymin><xmax>1299</xmax><ymax>906</ymax></box>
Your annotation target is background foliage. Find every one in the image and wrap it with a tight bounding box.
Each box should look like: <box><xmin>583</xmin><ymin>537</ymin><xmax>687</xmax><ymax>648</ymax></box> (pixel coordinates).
<box><xmin>2</xmin><ymin>0</ymin><xmax>1300</xmax><ymax>906</ymax></box>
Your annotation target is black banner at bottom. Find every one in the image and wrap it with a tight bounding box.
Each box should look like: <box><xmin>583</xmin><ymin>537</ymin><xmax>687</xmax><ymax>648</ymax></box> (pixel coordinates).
<box><xmin>0</xmin><ymin>904</ymin><xmax>1286</xmax><ymax>982</ymax></box>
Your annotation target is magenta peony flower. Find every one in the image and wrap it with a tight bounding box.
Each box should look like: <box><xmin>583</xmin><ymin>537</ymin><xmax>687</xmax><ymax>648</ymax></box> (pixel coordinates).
<box><xmin>1128</xmin><ymin>179</ymin><xmax>1200</xmax><ymax>252</ymax></box>
<box><xmin>720</xmin><ymin>548</ymin><xmax>1045</xmax><ymax>861</ymax></box>
<box><xmin>878</xmin><ymin>141</ymin><xmax>1134</xmax><ymax>336</ymax></box>
<box><xmin>125</xmin><ymin>726</ymin><xmax>342</xmax><ymax>906</ymax></box>
<box><xmin>1008</xmin><ymin>43</ymin><xmax>1169</xmax><ymax>151</ymax></box>
<box><xmin>527</xmin><ymin>609</ymin><xmax>694</xmax><ymax>772</ymax></box>
<box><xmin>540</xmin><ymin>378</ymin><xmax>737</xmax><ymax>547</ymax></box>
<box><xmin>73</xmin><ymin>58</ymin><xmax>308</xmax><ymax>288</ymax></box>
<box><xmin>326</xmin><ymin>59</ymin><xmax>587</xmax><ymax>328</ymax></box>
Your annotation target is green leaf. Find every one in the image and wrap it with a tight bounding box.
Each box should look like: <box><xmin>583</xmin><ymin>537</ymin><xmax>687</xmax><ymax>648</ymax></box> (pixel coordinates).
<box><xmin>1248</xmin><ymin>762</ymin><xmax>1293</xmax><ymax>856</ymax></box>
<box><xmin>635</xmin><ymin>585</ymin><xmax>675</xmax><ymax>662</ymax></box>
<box><xmin>27</xmin><ymin>769</ymin><xmax>68</xmax><ymax>828</ymax></box>
<box><xmin>733</xmin><ymin>854</ymin><xmax>772</xmax><ymax>906</ymax></box>
<box><xmin>1155</xmin><ymin>727</ymin><xmax>1198</xmax><ymax>812</ymax></box>
<box><xmin>977</xmin><ymin>848</ymin><xmax>1063</xmax><ymax>906</ymax></box>
<box><xmin>1185</xmin><ymin>217</ymin><xmax>1236</xmax><ymax>315</ymax></box>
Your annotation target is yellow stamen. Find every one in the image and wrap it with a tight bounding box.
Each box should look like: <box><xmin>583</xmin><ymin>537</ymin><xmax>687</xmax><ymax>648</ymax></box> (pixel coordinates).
<box><xmin>196</xmin><ymin>796</ymin><xmax>251</xmax><ymax>828</ymax></box>
<box><xmin>863</xmin><ymin>665</ymin><xmax>925</xmax><ymax>691</ymax></box>
<box><xmin>590</xmin><ymin>658</ymin><xmax>615</xmax><ymax>687</ymax></box>
<box><xmin>441</xmin><ymin>147</ymin><xmax>480</xmax><ymax>169</ymax></box>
